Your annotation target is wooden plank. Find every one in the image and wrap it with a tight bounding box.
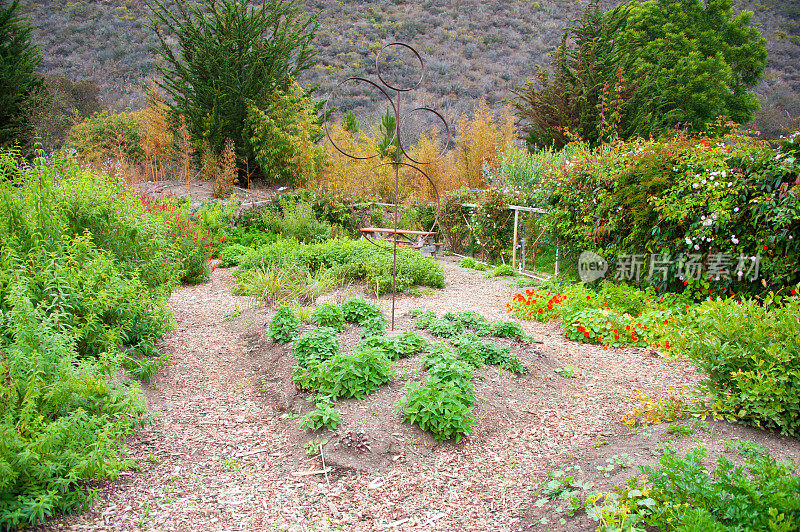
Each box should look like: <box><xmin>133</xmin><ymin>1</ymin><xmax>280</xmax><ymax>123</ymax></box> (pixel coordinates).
<box><xmin>360</xmin><ymin>227</ymin><xmax>436</xmax><ymax>236</ymax></box>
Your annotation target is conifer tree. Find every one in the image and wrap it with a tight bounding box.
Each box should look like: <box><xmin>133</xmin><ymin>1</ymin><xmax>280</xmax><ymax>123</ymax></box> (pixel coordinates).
<box><xmin>0</xmin><ymin>0</ymin><xmax>42</xmax><ymax>147</ymax></box>
<box><xmin>147</xmin><ymin>0</ymin><xmax>317</xmax><ymax>181</ymax></box>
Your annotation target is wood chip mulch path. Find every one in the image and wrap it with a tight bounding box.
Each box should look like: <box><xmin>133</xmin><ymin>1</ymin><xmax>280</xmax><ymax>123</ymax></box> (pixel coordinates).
<box><xmin>42</xmin><ymin>259</ymin><xmax>702</xmax><ymax>531</ymax></box>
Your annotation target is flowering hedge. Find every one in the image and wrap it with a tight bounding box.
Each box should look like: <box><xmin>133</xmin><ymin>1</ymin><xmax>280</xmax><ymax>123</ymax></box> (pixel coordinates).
<box><xmin>526</xmin><ymin>129</ymin><xmax>800</xmax><ymax>297</ymax></box>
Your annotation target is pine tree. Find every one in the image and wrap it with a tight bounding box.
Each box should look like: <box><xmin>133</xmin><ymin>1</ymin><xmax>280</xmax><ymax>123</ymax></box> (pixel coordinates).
<box><xmin>146</xmin><ymin>0</ymin><xmax>317</xmax><ymax>182</ymax></box>
<box><xmin>0</xmin><ymin>0</ymin><xmax>42</xmax><ymax>147</ymax></box>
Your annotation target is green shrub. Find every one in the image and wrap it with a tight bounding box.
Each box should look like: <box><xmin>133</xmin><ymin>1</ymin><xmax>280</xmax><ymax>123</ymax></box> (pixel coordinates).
<box><xmin>218</xmin><ymin>244</ymin><xmax>251</xmax><ymax>267</ymax></box>
<box><xmin>341</xmin><ymin>296</ymin><xmax>382</xmax><ymax>324</ymax></box>
<box><xmin>310</xmin><ymin>303</ymin><xmax>344</xmax><ymax>332</ymax></box>
<box><xmin>490</xmin><ymin>320</ymin><xmax>526</xmax><ymax>340</ymax></box>
<box><xmin>299</xmin><ymin>400</ymin><xmax>340</xmax><ymax>431</ymax></box>
<box><xmin>0</xmin><ymin>154</ymin><xmax>176</xmax><ymax>528</ymax></box>
<box><xmin>398</xmin><ymin>380</ymin><xmax>476</xmax><ymax>442</ymax></box>
<box><xmin>64</xmin><ymin>109</ymin><xmax>144</xmax><ymax>163</ymax></box>
<box><xmin>268</xmin><ymin>306</ymin><xmax>300</xmax><ymax>343</ymax></box>
<box><xmin>360</xmin><ymin>314</ymin><xmax>387</xmax><ymax>337</ymax></box>
<box><xmin>295</xmin><ymin>348</ymin><xmax>392</xmax><ymax>400</ymax></box>
<box><xmin>291</xmin><ymin>327</ymin><xmax>339</xmax><ymax>368</ymax></box>
<box><xmin>591</xmin><ymin>446</ymin><xmax>800</xmax><ymax>530</ymax></box>
<box><xmin>459</xmin><ymin>257</ymin><xmax>477</xmax><ymax>268</ymax></box>
<box><xmin>492</xmin><ymin>264</ymin><xmax>516</xmax><ymax>277</ymax></box>
<box><xmin>678</xmin><ymin>295</ymin><xmax>800</xmax><ymax>436</ymax></box>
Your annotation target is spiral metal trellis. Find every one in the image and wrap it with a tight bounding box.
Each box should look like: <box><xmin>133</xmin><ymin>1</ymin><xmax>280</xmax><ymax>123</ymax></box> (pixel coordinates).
<box><xmin>324</xmin><ymin>42</ymin><xmax>451</xmax><ymax>330</ymax></box>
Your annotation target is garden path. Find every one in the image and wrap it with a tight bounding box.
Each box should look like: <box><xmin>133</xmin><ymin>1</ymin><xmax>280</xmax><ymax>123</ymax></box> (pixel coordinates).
<box><xmin>42</xmin><ymin>259</ymin><xmax>702</xmax><ymax>531</ymax></box>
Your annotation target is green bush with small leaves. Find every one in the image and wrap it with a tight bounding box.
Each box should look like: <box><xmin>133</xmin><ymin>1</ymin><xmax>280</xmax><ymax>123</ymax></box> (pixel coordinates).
<box><xmin>295</xmin><ymin>348</ymin><xmax>392</xmax><ymax>399</ymax></box>
<box><xmin>218</xmin><ymin>243</ymin><xmax>251</xmax><ymax>268</ymax></box>
<box><xmin>459</xmin><ymin>257</ymin><xmax>478</xmax><ymax>268</ymax></box>
<box><xmin>268</xmin><ymin>305</ymin><xmax>301</xmax><ymax>343</ymax></box>
<box><xmin>299</xmin><ymin>400</ymin><xmax>340</xmax><ymax>431</ymax></box>
<box><xmin>361</xmin><ymin>314</ymin><xmax>387</xmax><ymax>337</ymax></box>
<box><xmin>490</xmin><ymin>320</ymin><xmax>526</xmax><ymax>340</ymax></box>
<box><xmin>398</xmin><ymin>380</ymin><xmax>476</xmax><ymax>442</ymax></box>
<box><xmin>341</xmin><ymin>296</ymin><xmax>382</xmax><ymax>324</ymax></box>
<box><xmin>291</xmin><ymin>327</ymin><xmax>339</xmax><ymax>367</ymax></box>
<box><xmin>310</xmin><ymin>303</ymin><xmax>345</xmax><ymax>332</ymax></box>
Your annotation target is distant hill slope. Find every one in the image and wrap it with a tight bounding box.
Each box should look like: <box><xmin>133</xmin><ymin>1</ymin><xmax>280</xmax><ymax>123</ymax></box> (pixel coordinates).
<box><xmin>21</xmin><ymin>0</ymin><xmax>800</xmax><ymax>138</ymax></box>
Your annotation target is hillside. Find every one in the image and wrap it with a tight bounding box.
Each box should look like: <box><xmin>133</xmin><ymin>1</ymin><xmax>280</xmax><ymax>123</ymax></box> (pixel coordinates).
<box><xmin>20</xmin><ymin>0</ymin><xmax>800</xmax><ymax>138</ymax></box>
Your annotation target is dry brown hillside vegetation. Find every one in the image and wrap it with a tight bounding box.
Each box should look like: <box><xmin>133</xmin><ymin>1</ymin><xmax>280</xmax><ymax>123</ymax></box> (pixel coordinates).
<box><xmin>20</xmin><ymin>0</ymin><xmax>800</xmax><ymax>137</ymax></box>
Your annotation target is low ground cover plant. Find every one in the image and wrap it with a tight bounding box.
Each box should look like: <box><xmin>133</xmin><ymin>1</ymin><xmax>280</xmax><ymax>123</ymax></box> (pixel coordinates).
<box><xmin>588</xmin><ymin>445</ymin><xmax>800</xmax><ymax>531</ymax></box>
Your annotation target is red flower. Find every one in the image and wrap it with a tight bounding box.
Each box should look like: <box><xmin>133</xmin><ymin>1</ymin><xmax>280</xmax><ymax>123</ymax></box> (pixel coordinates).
<box><xmin>763</xmin><ymin>245</ymin><xmax>768</xmax><ymax>251</ymax></box>
<box><xmin>792</xmin><ymin>289</ymin><xmax>797</xmax><ymax>295</ymax></box>
<box><xmin>700</xmin><ymin>139</ymin><xmax>709</xmax><ymax>147</ymax></box>
<box><xmin>614</xmin><ymin>335</ymin><xmax>620</xmax><ymax>340</ymax></box>
<box><xmin>538</xmin><ymin>308</ymin><xmax>544</xmax><ymax>314</ymax></box>
<box><xmin>626</xmin><ymin>325</ymin><xmax>631</xmax><ymax>330</ymax></box>
<box><xmin>583</xmin><ymin>332</ymin><xmax>590</xmax><ymax>338</ymax></box>
<box><xmin>586</xmin><ymin>295</ymin><xmax>591</xmax><ymax>300</ymax></box>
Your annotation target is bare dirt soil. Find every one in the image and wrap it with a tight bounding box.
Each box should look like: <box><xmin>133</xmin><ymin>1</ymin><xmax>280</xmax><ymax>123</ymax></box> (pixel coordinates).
<box><xmin>39</xmin><ymin>257</ymin><xmax>800</xmax><ymax>532</ymax></box>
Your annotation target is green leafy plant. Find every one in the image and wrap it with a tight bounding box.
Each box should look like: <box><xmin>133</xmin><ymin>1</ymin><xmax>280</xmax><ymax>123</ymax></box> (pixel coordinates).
<box><xmin>291</xmin><ymin>326</ymin><xmax>339</xmax><ymax>367</ymax></box>
<box><xmin>299</xmin><ymin>399</ymin><xmax>340</xmax><ymax>430</ymax></box>
<box><xmin>304</xmin><ymin>438</ymin><xmax>328</xmax><ymax>456</ymax></box>
<box><xmin>341</xmin><ymin>296</ymin><xmax>382</xmax><ymax>324</ymax></box>
<box><xmin>268</xmin><ymin>305</ymin><xmax>300</xmax><ymax>343</ymax></box>
<box><xmin>310</xmin><ymin>303</ymin><xmax>344</xmax><ymax>332</ymax></box>
<box><xmin>678</xmin><ymin>294</ymin><xmax>800</xmax><ymax>436</ymax></box>
<box><xmin>398</xmin><ymin>379</ymin><xmax>476</xmax><ymax>442</ymax></box>
<box><xmin>360</xmin><ymin>314</ymin><xmax>387</xmax><ymax>337</ymax></box>
<box><xmin>459</xmin><ymin>257</ymin><xmax>478</xmax><ymax>268</ymax></box>
<box><xmin>490</xmin><ymin>320</ymin><xmax>526</xmax><ymax>339</ymax></box>
<box><xmin>554</xmin><ymin>365</ymin><xmax>577</xmax><ymax>378</ymax></box>
<box><xmin>590</xmin><ymin>446</ymin><xmax>800</xmax><ymax>531</ymax></box>
<box><xmin>294</xmin><ymin>347</ymin><xmax>392</xmax><ymax>400</ymax></box>
<box><xmin>491</xmin><ymin>264</ymin><xmax>516</xmax><ymax>277</ymax></box>
<box><xmin>218</xmin><ymin>243</ymin><xmax>251</xmax><ymax>267</ymax></box>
